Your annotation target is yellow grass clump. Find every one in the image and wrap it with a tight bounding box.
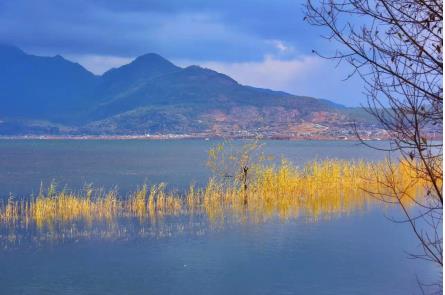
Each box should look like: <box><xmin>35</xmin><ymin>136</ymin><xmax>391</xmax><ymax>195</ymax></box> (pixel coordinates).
<box><xmin>0</xmin><ymin>158</ymin><xmax>430</xmax><ymax>229</ymax></box>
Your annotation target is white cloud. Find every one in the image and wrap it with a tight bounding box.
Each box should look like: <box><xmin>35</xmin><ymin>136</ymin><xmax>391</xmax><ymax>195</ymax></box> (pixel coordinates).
<box><xmin>267</xmin><ymin>40</ymin><xmax>296</xmax><ymax>55</ymax></box>
<box><xmin>65</xmin><ymin>54</ymin><xmax>133</xmax><ymax>75</ymax></box>
<box><xmin>197</xmin><ymin>55</ymin><xmax>322</xmax><ymax>94</ymax></box>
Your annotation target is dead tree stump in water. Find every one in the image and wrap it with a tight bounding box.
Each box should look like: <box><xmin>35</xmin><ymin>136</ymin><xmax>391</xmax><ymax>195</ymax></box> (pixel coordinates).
<box><xmin>242</xmin><ymin>166</ymin><xmax>249</xmax><ymax>206</ymax></box>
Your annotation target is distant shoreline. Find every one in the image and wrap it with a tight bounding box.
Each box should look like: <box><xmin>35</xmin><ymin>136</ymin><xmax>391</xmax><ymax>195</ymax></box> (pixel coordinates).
<box><xmin>0</xmin><ymin>134</ymin><xmax>393</xmax><ymax>141</ymax></box>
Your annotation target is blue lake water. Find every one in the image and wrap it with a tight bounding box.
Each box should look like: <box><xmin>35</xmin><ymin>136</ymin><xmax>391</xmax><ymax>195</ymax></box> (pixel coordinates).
<box><xmin>0</xmin><ymin>139</ymin><xmax>440</xmax><ymax>294</ymax></box>
<box><xmin>0</xmin><ymin>139</ymin><xmax>392</xmax><ymax>198</ymax></box>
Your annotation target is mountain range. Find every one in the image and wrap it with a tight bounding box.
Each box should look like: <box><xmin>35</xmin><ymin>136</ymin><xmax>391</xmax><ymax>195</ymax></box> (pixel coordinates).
<box><xmin>0</xmin><ymin>44</ymin><xmax>380</xmax><ymax>139</ymax></box>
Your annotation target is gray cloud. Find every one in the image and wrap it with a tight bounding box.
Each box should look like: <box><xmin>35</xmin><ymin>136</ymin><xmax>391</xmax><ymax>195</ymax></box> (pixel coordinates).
<box><xmin>0</xmin><ymin>0</ymin><xmax>319</xmax><ymax>60</ymax></box>
<box><xmin>0</xmin><ymin>0</ymin><xmax>365</xmax><ymax>105</ymax></box>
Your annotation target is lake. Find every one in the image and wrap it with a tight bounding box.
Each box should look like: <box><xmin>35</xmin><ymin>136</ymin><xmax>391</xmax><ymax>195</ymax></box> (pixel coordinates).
<box><xmin>0</xmin><ymin>139</ymin><xmax>439</xmax><ymax>294</ymax></box>
<box><xmin>0</xmin><ymin>139</ymin><xmax>391</xmax><ymax>198</ymax></box>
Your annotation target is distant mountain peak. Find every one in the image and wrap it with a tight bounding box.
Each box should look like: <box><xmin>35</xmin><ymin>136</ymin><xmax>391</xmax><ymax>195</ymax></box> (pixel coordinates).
<box><xmin>127</xmin><ymin>52</ymin><xmax>180</xmax><ymax>71</ymax></box>
<box><xmin>102</xmin><ymin>52</ymin><xmax>181</xmax><ymax>83</ymax></box>
<box><xmin>134</xmin><ymin>52</ymin><xmax>171</xmax><ymax>63</ymax></box>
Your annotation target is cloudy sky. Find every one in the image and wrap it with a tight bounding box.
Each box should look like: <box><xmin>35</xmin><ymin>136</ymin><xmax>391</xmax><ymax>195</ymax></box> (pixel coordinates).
<box><xmin>0</xmin><ymin>0</ymin><xmax>365</xmax><ymax>106</ymax></box>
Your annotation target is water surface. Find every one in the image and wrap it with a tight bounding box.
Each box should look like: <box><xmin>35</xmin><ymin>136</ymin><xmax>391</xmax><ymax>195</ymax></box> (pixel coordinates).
<box><xmin>0</xmin><ymin>139</ymin><xmax>438</xmax><ymax>295</ymax></box>
<box><xmin>0</xmin><ymin>139</ymin><xmax>391</xmax><ymax>198</ymax></box>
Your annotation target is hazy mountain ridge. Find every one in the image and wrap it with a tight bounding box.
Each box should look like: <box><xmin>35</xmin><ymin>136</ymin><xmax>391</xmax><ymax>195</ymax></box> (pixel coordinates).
<box><xmin>0</xmin><ymin>45</ymin><xmax>382</xmax><ymax>139</ymax></box>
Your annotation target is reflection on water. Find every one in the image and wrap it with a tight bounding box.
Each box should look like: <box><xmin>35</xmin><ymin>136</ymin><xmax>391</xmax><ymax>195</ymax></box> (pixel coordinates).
<box><xmin>0</xmin><ymin>209</ymin><xmax>437</xmax><ymax>295</ymax></box>
<box><xmin>1</xmin><ymin>215</ymin><xmax>209</xmax><ymax>248</ymax></box>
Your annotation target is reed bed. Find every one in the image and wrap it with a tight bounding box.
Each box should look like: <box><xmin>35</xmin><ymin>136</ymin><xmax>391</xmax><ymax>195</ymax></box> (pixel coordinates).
<box><xmin>0</xmin><ymin>158</ymin><xmax>428</xmax><ymax>229</ymax></box>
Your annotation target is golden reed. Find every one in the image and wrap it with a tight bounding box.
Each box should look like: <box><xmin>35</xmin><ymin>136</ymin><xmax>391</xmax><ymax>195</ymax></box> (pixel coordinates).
<box><xmin>0</xmin><ymin>158</ymin><xmax>429</xmax><ymax>228</ymax></box>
